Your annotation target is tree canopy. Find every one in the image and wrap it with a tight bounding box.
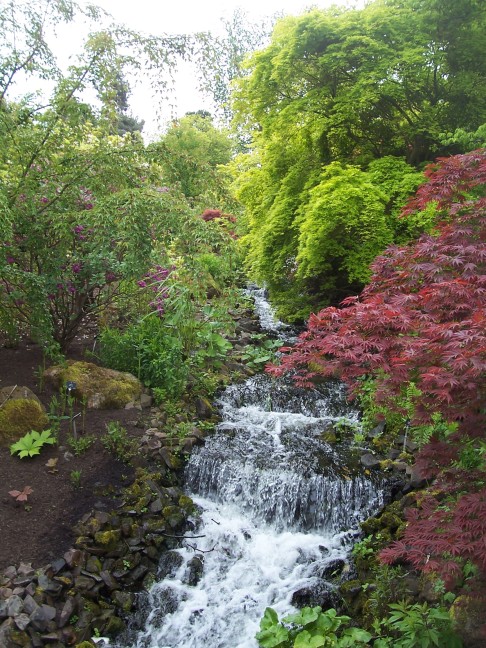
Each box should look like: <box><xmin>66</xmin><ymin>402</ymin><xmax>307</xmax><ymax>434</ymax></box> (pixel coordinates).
<box><xmin>230</xmin><ymin>0</ymin><xmax>486</xmax><ymax>321</ymax></box>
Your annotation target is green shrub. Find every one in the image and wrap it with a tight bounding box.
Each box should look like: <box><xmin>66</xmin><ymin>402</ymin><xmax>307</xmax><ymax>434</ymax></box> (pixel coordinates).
<box><xmin>99</xmin><ymin>315</ymin><xmax>188</xmax><ymax>398</ymax></box>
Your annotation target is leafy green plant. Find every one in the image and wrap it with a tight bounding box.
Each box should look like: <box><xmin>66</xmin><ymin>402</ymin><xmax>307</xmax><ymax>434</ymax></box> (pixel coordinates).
<box><xmin>10</xmin><ymin>429</ymin><xmax>56</xmax><ymax>458</ymax></box>
<box><xmin>411</xmin><ymin>412</ymin><xmax>458</xmax><ymax>449</ymax></box>
<box><xmin>352</xmin><ymin>535</ymin><xmax>376</xmax><ymax>561</ymax></box>
<box><xmin>240</xmin><ymin>336</ymin><xmax>284</xmax><ymax>371</ymax></box>
<box><xmin>102</xmin><ymin>421</ymin><xmax>135</xmax><ymax>461</ymax></box>
<box><xmin>375</xmin><ymin>601</ymin><xmax>462</xmax><ymax>648</ymax></box>
<box><xmin>256</xmin><ymin>606</ymin><xmax>372</xmax><ymax>648</ymax></box>
<box><xmin>99</xmin><ymin>314</ymin><xmax>188</xmax><ymax>398</ymax></box>
<box><xmin>67</xmin><ymin>434</ymin><xmax>95</xmax><ymax>456</ymax></box>
<box><xmin>70</xmin><ymin>470</ymin><xmax>82</xmax><ymax>489</ymax></box>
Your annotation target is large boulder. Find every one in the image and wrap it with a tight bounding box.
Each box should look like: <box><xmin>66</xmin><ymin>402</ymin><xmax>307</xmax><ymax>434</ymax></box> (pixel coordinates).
<box><xmin>0</xmin><ymin>386</ymin><xmax>48</xmax><ymax>445</ymax></box>
<box><xmin>44</xmin><ymin>361</ymin><xmax>142</xmax><ymax>409</ymax></box>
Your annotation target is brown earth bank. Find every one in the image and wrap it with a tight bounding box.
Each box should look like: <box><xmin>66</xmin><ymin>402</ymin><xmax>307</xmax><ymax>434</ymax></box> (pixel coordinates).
<box><xmin>0</xmin><ymin>339</ymin><xmax>148</xmax><ymax>571</ymax></box>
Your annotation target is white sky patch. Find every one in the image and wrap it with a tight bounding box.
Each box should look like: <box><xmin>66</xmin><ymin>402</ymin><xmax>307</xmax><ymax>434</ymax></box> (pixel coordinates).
<box><xmin>9</xmin><ymin>0</ymin><xmax>364</xmax><ymax>139</ymax></box>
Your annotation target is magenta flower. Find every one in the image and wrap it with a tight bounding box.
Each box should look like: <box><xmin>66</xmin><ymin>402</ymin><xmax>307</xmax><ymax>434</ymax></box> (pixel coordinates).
<box><xmin>40</xmin><ymin>197</ymin><xmax>49</xmax><ymax>204</ymax></box>
<box><xmin>138</xmin><ymin>280</ymin><xmax>147</xmax><ymax>288</ymax></box>
<box><xmin>72</xmin><ymin>262</ymin><xmax>82</xmax><ymax>273</ymax></box>
<box><xmin>6</xmin><ymin>256</ymin><xmax>15</xmax><ymax>264</ymax></box>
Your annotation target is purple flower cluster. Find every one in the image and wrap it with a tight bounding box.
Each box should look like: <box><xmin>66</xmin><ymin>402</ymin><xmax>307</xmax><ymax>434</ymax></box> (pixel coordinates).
<box><xmin>77</xmin><ymin>187</ymin><xmax>95</xmax><ymax>211</ymax></box>
<box><xmin>138</xmin><ymin>265</ymin><xmax>174</xmax><ymax>317</ymax></box>
<box><xmin>72</xmin><ymin>224</ymin><xmax>94</xmax><ymax>241</ymax></box>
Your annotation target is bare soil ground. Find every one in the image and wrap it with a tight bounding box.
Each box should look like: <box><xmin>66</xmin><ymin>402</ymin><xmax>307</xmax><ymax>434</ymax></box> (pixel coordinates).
<box><xmin>0</xmin><ymin>335</ymin><xmax>146</xmax><ymax>571</ymax></box>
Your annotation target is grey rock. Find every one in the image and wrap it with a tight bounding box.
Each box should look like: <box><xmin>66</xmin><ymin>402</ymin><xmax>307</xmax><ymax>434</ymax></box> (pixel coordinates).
<box><xmin>50</xmin><ymin>558</ymin><xmax>66</xmax><ymax>575</ymax></box>
<box><xmin>149</xmin><ymin>498</ymin><xmax>163</xmax><ymax>514</ymax></box>
<box><xmin>360</xmin><ymin>453</ymin><xmax>381</xmax><ymax>469</ymax></box>
<box><xmin>394</xmin><ymin>461</ymin><xmax>409</xmax><ymax>472</ymax></box>
<box><xmin>58</xmin><ymin>598</ymin><xmax>74</xmax><ymax>628</ymax></box>
<box><xmin>3</xmin><ymin>566</ymin><xmax>17</xmax><ymax>581</ymax></box>
<box><xmin>29</xmin><ymin>604</ymin><xmax>56</xmax><ymax>631</ymax></box>
<box><xmin>0</xmin><ymin>600</ymin><xmax>8</xmax><ymax>620</ymax></box>
<box><xmin>63</xmin><ymin>549</ymin><xmax>84</xmax><ymax>568</ymax></box>
<box><xmin>100</xmin><ymin>571</ymin><xmax>120</xmax><ymax>592</ymax></box>
<box><xmin>406</xmin><ymin>464</ymin><xmax>427</xmax><ymax>489</ymax></box>
<box><xmin>183</xmin><ymin>556</ymin><xmax>204</xmax><ymax>587</ymax></box>
<box><xmin>22</xmin><ymin>595</ymin><xmax>39</xmax><ymax>615</ymax></box>
<box><xmin>140</xmin><ymin>393</ymin><xmax>153</xmax><ymax>409</ymax></box>
<box><xmin>14</xmin><ymin>613</ymin><xmax>30</xmax><ymax>631</ymax></box>
<box><xmin>158</xmin><ymin>551</ymin><xmax>184</xmax><ymax>579</ymax></box>
<box><xmin>195</xmin><ymin>397</ymin><xmax>213</xmax><ymax>419</ymax></box>
<box><xmin>0</xmin><ymin>618</ymin><xmax>15</xmax><ymax>646</ymax></box>
<box><xmin>126</xmin><ymin>565</ymin><xmax>148</xmax><ymax>584</ymax></box>
<box><xmin>7</xmin><ymin>595</ymin><xmax>23</xmax><ymax>617</ymax></box>
<box><xmin>368</xmin><ymin>421</ymin><xmax>386</xmax><ymax>438</ymax></box>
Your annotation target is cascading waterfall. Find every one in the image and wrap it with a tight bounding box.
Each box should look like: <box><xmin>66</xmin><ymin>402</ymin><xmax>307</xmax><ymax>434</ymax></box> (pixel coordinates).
<box><xmin>114</xmin><ymin>288</ymin><xmax>391</xmax><ymax>648</ymax></box>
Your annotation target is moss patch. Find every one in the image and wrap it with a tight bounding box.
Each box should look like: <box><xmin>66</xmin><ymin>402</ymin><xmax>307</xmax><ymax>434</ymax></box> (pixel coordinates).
<box><xmin>0</xmin><ymin>398</ymin><xmax>48</xmax><ymax>444</ymax></box>
<box><xmin>44</xmin><ymin>361</ymin><xmax>142</xmax><ymax>409</ymax></box>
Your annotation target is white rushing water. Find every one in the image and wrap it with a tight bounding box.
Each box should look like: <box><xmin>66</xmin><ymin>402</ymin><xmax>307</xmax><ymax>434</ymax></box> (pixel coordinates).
<box><xmin>129</xmin><ymin>498</ymin><xmax>351</xmax><ymax>648</ymax></box>
<box><xmin>113</xmin><ymin>288</ymin><xmax>389</xmax><ymax>648</ymax></box>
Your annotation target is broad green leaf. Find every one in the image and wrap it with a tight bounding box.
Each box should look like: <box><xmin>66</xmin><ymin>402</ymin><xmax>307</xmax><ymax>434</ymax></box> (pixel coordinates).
<box><xmin>294</xmin><ymin>630</ymin><xmax>326</xmax><ymax>648</ymax></box>
<box><xmin>256</xmin><ymin>624</ymin><xmax>289</xmax><ymax>648</ymax></box>
<box><xmin>284</xmin><ymin>606</ymin><xmax>320</xmax><ymax>627</ymax></box>
<box><xmin>260</xmin><ymin>607</ymin><xmax>279</xmax><ymax>630</ymax></box>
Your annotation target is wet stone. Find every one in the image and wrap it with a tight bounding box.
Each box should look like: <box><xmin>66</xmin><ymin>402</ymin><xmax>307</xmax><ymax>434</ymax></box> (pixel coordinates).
<box><xmin>184</xmin><ymin>556</ymin><xmax>204</xmax><ymax>587</ymax></box>
<box><xmin>158</xmin><ymin>551</ymin><xmax>184</xmax><ymax>579</ymax></box>
<box><xmin>360</xmin><ymin>453</ymin><xmax>381</xmax><ymax>469</ymax></box>
<box><xmin>319</xmin><ymin>559</ymin><xmax>346</xmax><ymax>580</ymax></box>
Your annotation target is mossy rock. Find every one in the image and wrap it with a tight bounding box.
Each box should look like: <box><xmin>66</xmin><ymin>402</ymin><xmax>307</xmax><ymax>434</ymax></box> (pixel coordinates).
<box><xmin>0</xmin><ymin>386</ymin><xmax>48</xmax><ymax>444</ymax></box>
<box><xmin>75</xmin><ymin>643</ymin><xmax>95</xmax><ymax>648</ymax></box>
<box><xmin>450</xmin><ymin>595</ymin><xmax>485</xmax><ymax>645</ymax></box>
<box><xmin>44</xmin><ymin>361</ymin><xmax>142</xmax><ymax>409</ymax></box>
<box><xmin>94</xmin><ymin>529</ymin><xmax>122</xmax><ymax>552</ymax></box>
<box><xmin>178</xmin><ymin>494</ymin><xmax>194</xmax><ymax>512</ymax></box>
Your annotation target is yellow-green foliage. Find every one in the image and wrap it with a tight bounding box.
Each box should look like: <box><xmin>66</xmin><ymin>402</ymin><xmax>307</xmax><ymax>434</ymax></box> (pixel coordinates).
<box><xmin>0</xmin><ymin>399</ymin><xmax>48</xmax><ymax>444</ymax></box>
<box><xmin>45</xmin><ymin>361</ymin><xmax>142</xmax><ymax>408</ymax></box>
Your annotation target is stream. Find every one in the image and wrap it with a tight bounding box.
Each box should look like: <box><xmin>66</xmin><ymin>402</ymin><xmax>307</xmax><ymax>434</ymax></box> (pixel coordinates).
<box><xmin>114</xmin><ymin>288</ymin><xmax>392</xmax><ymax>648</ymax></box>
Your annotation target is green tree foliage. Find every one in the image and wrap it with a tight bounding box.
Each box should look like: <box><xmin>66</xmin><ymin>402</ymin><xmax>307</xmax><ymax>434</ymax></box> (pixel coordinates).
<box><xmin>0</xmin><ymin>0</ymin><xmax>216</xmax><ymax>353</ymax></box>
<box><xmin>156</xmin><ymin>112</ymin><xmax>233</xmax><ymax>204</ymax></box>
<box><xmin>231</xmin><ymin>0</ymin><xmax>485</xmax><ymax>320</ymax></box>
<box><xmin>237</xmin><ymin>156</ymin><xmax>424</xmax><ymax>321</ymax></box>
